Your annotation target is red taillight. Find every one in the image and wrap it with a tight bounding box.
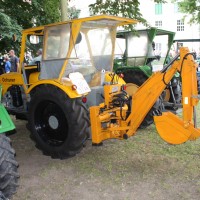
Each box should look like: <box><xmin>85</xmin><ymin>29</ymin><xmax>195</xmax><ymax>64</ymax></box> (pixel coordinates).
<box><xmin>72</xmin><ymin>85</ymin><xmax>77</xmax><ymax>90</ymax></box>
<box><xmin>82</xmin><ymin>97</ymin><xmax>87</xmax><ymax>103</ymax></box>
<box><xmin>119</xmin><ymin>73</ymin><xmax>124</xmax><ymax>78</ymax></box>
<box><xmin>121</xmin><ymin>85</ymin><xmax>126</xmax><ymax>91</ymax></box>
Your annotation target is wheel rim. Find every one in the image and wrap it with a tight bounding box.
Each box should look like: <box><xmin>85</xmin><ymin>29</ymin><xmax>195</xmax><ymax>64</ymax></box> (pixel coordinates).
<box><xmin>125</xmin><ymin>83</ymin><xmax>139</xmax><ymax>96</ymax></box>
<box><xmin>34</xmin><ymin>100</ymin><xmax>68</xmax><ymax>146</ymax></box>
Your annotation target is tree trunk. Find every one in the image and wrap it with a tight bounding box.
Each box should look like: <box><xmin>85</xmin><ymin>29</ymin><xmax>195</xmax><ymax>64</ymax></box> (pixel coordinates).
<box><xmin>60</xmin><ymin>0</ymin><xmax>69</xmax><ymax>21</ymax></box>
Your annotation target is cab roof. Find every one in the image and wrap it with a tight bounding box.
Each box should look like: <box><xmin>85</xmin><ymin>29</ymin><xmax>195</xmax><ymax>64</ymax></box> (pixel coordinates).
<box><xmin>22</xmin><ymin>15</ymin><xmax>138</xmax><ymax>34</ymax></box>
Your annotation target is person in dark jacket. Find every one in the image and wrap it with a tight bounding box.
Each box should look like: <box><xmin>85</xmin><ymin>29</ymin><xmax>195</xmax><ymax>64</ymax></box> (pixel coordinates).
<box><xmin>9</xmin><ymin>50</ymin><xmax>19</xmax><ymax>72</ymax></box>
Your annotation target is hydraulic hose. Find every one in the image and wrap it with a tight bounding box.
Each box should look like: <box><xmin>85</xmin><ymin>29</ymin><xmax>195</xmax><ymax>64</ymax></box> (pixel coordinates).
<box><xmin>161</xmin><ymin>53</ymin><xmax>180</xmax><ymax>73</ymax></box>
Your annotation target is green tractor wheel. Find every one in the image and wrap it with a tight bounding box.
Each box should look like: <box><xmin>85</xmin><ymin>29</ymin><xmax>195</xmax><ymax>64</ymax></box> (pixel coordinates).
<box><xmin>123</xmin><ymin>70</ymin><xmax>164</xmax><ymax>128</ymax></box>
<box><xmin>28</xmin><ymin>85</ymin><xmax>90</xmax><ymax>159</ymax></box>
<box><xmin>169</xmin><ymin>77</ymin><xmax>182</xmax><ymax>104</ymax></box>
<box><xmin>0</xmin><ymin>135</ymin><xmax>19</xmax><ymax>199</ymax></box>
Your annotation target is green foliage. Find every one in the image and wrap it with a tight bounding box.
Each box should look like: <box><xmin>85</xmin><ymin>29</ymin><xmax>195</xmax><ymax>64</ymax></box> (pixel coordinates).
<box><xmin>38</xmin><ymin>0</ymin><xmax>61</xmax><ymax>25</ymax></box>
<box><xmin>0</xmin><ymin>0</ymin><xmax>61</xmax><ymax>28</ymax></box>
<box><xmin>89</xmin><ymin>0</ymin><xmax>148</xmax><ymax>28</ymax></box>
<box><xmin>173</xmin><ymin>0</ymin><xmax>200</xmax><ymax>24</ymax></box>
<box><xmin>0</xmin><ymin>12</ymin><xmax>22</xmax><ymax>54</ymax></box>
<box><xmin>68</xmin><ymin>6</ymin><xmax>81</xmax><ymax>19</ymax></box>
<box><xmin>0</xmin><ymin>0</ymin><xmax>61</xmax><ymax>53</ymax></box>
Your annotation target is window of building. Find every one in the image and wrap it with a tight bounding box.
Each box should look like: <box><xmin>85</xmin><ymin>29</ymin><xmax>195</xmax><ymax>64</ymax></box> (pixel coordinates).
<box><xmin>177</xmin><ymin>20</ymin><xmax>184</xmax><ymax>31</ymax></box>
<box><xmin>174</xmin><ymin>3</ymin><xmax>180</xmax><ymax>13</ymax></box>
<box><xmin>155</xmin><ymin>21</ymin><xmax>162</xmax><ymax>27</ymax></box>
<box><xmin>155</xmin><ymin>43</ymin><xmax>162</xmax><ymax>52</ymax></box>
<box><xmin>155</xmin><ymin>3</ymin><xmax>162</xmax><ymax>15</ymax></box>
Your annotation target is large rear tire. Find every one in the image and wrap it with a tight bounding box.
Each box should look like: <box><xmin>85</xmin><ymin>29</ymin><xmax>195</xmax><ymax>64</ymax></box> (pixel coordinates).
<box><xmin>169</xmin><ymin>77</ymin><xmax>182</xmax><ymax>104</ymax></box>
<box><xmin>28</xmin><ymin>85</ymin><xmax>90</xmax><ymax>159</ymax></box>
<box><xmin>0</xmin><ymin>135</ymin><xmax>19</xmax><ymax>199</ymax></box>
<box><xmin>123</xmin><ymin>70</ymin><xmax>164</xmax><ymax>128</ymax></box>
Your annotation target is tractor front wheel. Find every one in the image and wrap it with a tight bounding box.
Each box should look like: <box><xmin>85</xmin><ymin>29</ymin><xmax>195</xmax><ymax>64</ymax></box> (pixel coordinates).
<box><xmin>0</xmin><ymin>135</ymin><xmax>19</xmax><ymax>199</ymax></box>
<box><xmin>28</xmin><ymin>85</ymin><xmax>90</xmax><ymax>159</ymax></box>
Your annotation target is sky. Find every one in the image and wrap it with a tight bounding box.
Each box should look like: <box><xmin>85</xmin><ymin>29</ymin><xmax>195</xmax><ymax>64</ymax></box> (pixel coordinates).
<box><xmin>69</xmin><ymin>0</ymin><xmax>96</xmax><ymax>17</ymax></box>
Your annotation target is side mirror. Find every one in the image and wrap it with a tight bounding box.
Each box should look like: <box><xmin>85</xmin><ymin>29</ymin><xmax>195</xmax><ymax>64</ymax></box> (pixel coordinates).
<box><xmin>29</xmin><ymin>35</ymin><xmax>40</xmax><ymax>44</ymax></box>
<box><xmin>75</xmin><ymin>33</ymin><xmax>82</xmax><ymax>44</ymax></box>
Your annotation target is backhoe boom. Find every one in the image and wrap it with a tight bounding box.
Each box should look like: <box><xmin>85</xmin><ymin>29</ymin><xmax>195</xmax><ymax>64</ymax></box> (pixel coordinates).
<box><xmin>90</xmin><ymin>47</ymin><xmax>200</xmax><ymax>145</ymax></box>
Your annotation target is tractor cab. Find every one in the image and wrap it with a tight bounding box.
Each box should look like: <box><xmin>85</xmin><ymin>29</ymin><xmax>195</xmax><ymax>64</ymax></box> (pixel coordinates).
<box><xmin>113</xmin><ymin>28</ymin><xmax>181</xmax><ymax>112</ymax></box>
<box><xmin>20</xmin><ymin>16</ymin><xmax>137</xmax><ymax>89</ymax></box>
<box><xmin>114</xmin><ymin>28</ymin><xmax>175</xmax><ymax>74</ymax></box>
<box><xmin>15</xmin><ymin>15</ymin><xmax>137</xmax><ymax>107</ymax></box>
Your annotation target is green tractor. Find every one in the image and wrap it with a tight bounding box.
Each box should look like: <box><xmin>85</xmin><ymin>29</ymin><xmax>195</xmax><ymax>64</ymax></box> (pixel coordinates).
<box><xmin>114</xmin><ymin>28</ymin><xmax>182</xmax><ymax>127</ymax></box>
<box><xmin>0</xmin><ymin>86</ymin><xmax>19</xmax><ymax>199</ymax></box>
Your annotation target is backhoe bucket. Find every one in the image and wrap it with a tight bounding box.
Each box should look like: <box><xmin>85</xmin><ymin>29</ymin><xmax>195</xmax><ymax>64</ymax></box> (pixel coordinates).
<box><xmin>154</xmin><ymin>112</ymin><xmax>200</xmax><ymax>144</ymax></box>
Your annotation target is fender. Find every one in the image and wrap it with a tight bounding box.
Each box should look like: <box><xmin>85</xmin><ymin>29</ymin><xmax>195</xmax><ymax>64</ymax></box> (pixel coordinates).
<box><xmin>0</xmin><ymin>73</ymin><xmax>25</xmax><ymax>96</ymax></box>
<box><xmin>27</xmin><ymin>79</ymin><xmax>87</xmax><ymax>99</ymax></box>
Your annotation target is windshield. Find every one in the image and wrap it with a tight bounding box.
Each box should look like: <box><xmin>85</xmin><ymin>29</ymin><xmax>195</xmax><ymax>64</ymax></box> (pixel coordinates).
<box><xmin>151</xmin><ymin>34</ymin><xmax>169</xmax><ymax>71</ymax></box>
<box><xmin>126</xmin><ymin>31</ymin><xmax>148</xmax><ymax>66</ymax></box>
<box><xmin>40</xmin><ymin>21</ymin><xmax>115</xmax><ymax>80</ymax></box>
<box><xmin>65</xmin><ymin>22</ymin><xmax>115</xmax><ymax>82</ymax></box>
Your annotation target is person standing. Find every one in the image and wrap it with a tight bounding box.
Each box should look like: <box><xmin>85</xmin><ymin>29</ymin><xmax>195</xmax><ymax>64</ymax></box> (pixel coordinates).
<box><xmin>4</xmin><ymin>55</ymin><xmax>11</xmax><ymax>73</ymax></box>
<box><xmin>9</xmin><ymin>50</ymin><xmax>19</xmax><ymax>72</ymax></box>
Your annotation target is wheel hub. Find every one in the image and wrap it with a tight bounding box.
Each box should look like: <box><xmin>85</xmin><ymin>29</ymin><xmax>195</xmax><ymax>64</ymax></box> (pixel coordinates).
<box><xmin>48</xmin><ymin>115</ymin><xmax>59</xmax><ymax>130</ymax></box>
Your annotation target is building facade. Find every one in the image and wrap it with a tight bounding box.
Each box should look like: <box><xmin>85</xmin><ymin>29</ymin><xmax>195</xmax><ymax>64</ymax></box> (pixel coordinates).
<box><xmin>139</xmin><ymin>0</ymin><xmax>200</xmax><ymax>55</ymax></box>
<box><xmin>69</xmin><ymin>0</ymin><xmax>200</xmax><ymax>55</ymax></box>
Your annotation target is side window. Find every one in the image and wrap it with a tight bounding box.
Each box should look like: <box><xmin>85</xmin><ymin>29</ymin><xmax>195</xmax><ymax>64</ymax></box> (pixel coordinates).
<box><xmin>44</xmin><ymin>24</ymin><xmax>70</xmax><ymax>60</ymax></box>
<box><xmin>25</xmin><ymin>35</ymin><xmax>43</xmax><ymax>64</ymax></box>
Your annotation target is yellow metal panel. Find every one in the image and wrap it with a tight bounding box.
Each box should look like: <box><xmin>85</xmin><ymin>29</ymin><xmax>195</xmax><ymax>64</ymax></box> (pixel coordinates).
<box><xmin>0</xmin><ymin>73</ymin><xmax>25</xmax><ymax>95</ymax></box>
<box><xmin>27</xmin><ymin>80</ymin><xmax>83</xmax><ymax>98</ymax></box>
<box><xmin>29</xmin><ymin>72</ymin><xmax>39</xmax><ymax>84</ymax></box>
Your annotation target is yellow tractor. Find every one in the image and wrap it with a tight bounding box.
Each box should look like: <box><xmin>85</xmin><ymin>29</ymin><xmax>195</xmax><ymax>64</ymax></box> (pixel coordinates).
<box><xmin>0</xmin><ymin>15</ymin><xmax>199</xmax><ymax>159</ymax></box>
<box><xmin>0</xmin><ymin>15</ymin><xmax>137</xmax><ymax>159</ymax></box>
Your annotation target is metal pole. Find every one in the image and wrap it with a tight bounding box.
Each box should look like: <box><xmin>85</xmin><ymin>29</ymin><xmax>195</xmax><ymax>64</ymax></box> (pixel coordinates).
<box><xmin>193</xmin><ymin>106</ymin><xmax>197</xmax><ymax>128</ymax></box>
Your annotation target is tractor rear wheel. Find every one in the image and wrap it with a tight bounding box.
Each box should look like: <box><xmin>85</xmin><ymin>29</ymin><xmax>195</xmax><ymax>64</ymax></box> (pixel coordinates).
<box><xmin>123</xmin><ymin>70</ymin><xmax>164</xmax><ymax>128</ymax></box>
<box><xmin>0</xmin><ymin>135</ymin><xmax>19</xmax><ymax>199</ymax></box>
<box><xmin>169</xmin><ymin>77</ymin><xmax>182</xmax><ymax>104</ymax></box>
<box><xmin>28</xmin><ymin>85</ymin><xmax>90</xmax><ymax>159</ymax></box>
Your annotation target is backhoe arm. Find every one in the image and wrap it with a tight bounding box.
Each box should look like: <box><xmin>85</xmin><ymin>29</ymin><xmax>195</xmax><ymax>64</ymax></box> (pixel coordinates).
<box><xmin>126</xmin><ymin>47</ymin><xmax>199</xmax><ymax>141</ymax></box>
<box><xmin>90</xmin><ymin>47</ymin><xmax>200</xmax><ymax>145</ymax></box>
<box><xmin>154</xmin><ymin>47</ymin><xmax>200</xmax><ymax>144</ymax></box>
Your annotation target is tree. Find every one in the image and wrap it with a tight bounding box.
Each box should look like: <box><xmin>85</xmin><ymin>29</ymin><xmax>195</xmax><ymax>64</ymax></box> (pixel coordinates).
<box><xmin>89</xmin><ymin>0</ymin><xmax>200</xmax><ymax>26</ymax></box>
<box><xmin>0</xmin><ymin>0</ymin><xmax>80</xmax><ymax>53</ymax></box>
<box><xmin>173</xmin><ymin>0</ymin><xmax>200</xmax><ymax>24</ymax></box>
<box><xmin>0</xmin><ymin>0</ymin><xmax>61</xmax><ymax>53</ymax></box>
<box><xmin>0</xmin><ymin>0</ymin><xmax>61</xmax><ymax>28</ymax></box>
<box><xmin>68</xmin><ymin>6</ymin><xmax>81</xmax><ymax>19</ymax></box>
<box><xmin>89</xmin><ymin>0</ymin><xmax>145</xmax><ymax>27</ymax></box>
<box><xmin>0</xmin><ymin>12</ymin><xmax>22</xmax><ymax>54</ymax></box>
<box><xmin>89</xmin><ymin>0</ymin><xmax>167</xmax><ymax>28</ymax></box>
